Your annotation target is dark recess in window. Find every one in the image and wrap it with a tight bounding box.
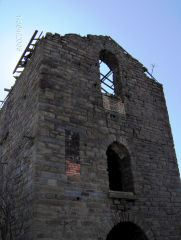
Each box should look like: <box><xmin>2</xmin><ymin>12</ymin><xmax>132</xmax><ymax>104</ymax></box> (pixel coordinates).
<box><xmin>107</xmin><ymin>142</ymin><xmax>134</xmax><ymax>192</ymax></box>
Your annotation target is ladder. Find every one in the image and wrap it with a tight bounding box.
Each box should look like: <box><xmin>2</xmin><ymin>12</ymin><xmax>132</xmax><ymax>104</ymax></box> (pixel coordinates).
<box><xmin>13</xmin><ymin>30</ymin><xmax>43</xmax><ymax>75</ymax></box>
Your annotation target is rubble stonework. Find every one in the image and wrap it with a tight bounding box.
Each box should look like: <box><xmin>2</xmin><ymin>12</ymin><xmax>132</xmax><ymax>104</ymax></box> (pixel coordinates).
<box><xmin>0</xmin><ymin>32</ymin><xmax>181</xmax><ymax>240</ymax></box>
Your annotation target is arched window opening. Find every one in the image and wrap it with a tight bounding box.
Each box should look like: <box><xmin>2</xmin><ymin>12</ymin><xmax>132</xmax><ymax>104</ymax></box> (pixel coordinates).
<box><xmin>99</xmin><ymin>60</ymin><xmax>114</xmax><ymax>94</ymax></box>
<box><xmin>107</xmin><ymin>142</ymin><xmax>134</xmax><ymax>192</ymax></box>
<box><xmin>106</xmin><ymin>222</ymin><xmax>148</xmax><ymax>240</ymax></box>
<box><xmin>99</xmin><ymin>50</ymin><xmax>119</xmax><ymax>95</ymax></box>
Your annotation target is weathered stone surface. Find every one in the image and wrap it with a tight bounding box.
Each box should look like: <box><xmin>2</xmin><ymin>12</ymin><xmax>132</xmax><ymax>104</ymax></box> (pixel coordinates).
<box><xmin>0</xmin><ymin>32</ymin><xmax>181</xmax><ymax>240</ymax></box>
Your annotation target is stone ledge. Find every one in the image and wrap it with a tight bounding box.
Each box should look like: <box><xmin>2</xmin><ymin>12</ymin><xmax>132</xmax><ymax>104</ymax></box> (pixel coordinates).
<box><xmin>108</xmin><ymin>191</ymin><xmax>137</xmax><ymax>200</ymax></box>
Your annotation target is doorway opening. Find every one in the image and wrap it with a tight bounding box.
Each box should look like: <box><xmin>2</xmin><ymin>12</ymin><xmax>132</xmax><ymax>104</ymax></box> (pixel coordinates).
<box><xmin>106</xmin><ymin>222</ymin><xmax>148</xmax><ymax>240</ymax></box>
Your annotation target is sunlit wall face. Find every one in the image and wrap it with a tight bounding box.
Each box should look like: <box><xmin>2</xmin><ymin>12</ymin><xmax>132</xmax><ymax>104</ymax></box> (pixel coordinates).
<box><xmin>0</xmin><ymin>0</ymin><xmax>180</xmax><ymax>172</ymax></box>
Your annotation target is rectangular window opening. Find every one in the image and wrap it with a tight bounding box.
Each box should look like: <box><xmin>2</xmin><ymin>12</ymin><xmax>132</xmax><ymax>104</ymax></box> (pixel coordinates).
<box><xmin>65</xmin><ymin>130</ymin><xmax>80</xmax><ymax>175</ymax></box>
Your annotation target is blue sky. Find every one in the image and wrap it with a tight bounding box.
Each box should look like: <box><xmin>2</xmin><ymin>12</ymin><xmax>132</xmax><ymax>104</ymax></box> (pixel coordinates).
<box><xmin>0</xmin><ymin>0</ymin><xmax>181</xmax><ymax>172</ymax></box>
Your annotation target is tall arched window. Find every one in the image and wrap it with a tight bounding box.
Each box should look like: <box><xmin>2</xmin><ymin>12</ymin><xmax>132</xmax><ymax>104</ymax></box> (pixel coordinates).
<box><xmin>107</xmin><ymin>142</ymin><xmax>134</xmax><ymax>192</ymax></box>
<box><xmin>99</xmin><ymin>50</ymin><xmax>119</xmax><ymax>95</ymax></box>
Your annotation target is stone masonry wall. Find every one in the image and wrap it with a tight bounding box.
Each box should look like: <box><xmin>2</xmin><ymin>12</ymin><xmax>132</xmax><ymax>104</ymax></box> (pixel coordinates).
<box><xmin>32</xmin><ymin>33</ymin><xmax>181</xmax><ymax>240</ymax></box>
<box><xmin>0</xmin><ymin>41</ymin><xmax>43</xmax><ymax>239</ymax></box>
<box><xmin>0</xmin><ymin>32</ymin><xmax>181</xmax><ymax>240</ymax></box>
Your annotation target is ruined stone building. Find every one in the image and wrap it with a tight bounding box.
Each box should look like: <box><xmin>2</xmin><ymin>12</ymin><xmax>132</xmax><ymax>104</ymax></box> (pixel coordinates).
<box><xmin>0</xmin><ymin>32</ymin><xmax>181</xmax><ymax>240</ymax></box>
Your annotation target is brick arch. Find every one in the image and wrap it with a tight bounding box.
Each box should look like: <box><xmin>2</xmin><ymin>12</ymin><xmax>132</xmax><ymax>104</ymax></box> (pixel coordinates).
<box><xmin>97</xmin><ymin>212</ymin><xmax>155</xmax><ymax>240</ymax></box>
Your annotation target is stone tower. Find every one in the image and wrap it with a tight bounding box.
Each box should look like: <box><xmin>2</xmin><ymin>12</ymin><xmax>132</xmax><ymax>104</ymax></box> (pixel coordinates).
<box><xmin>0</xmin><ymin>32</ymin><xmax>181</xmax><ymax>240</ymax></box>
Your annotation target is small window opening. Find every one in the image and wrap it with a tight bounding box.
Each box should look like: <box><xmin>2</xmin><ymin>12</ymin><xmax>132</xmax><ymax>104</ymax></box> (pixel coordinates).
<box><xmin>99</xmin><ymin>50</ymin><xmax>119</xmax><ymax>95</ymax></box>
<box><xmin>107</xmin><ymin>142</ymin><xmax>134</xmax><ymax>192</ymax></box>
